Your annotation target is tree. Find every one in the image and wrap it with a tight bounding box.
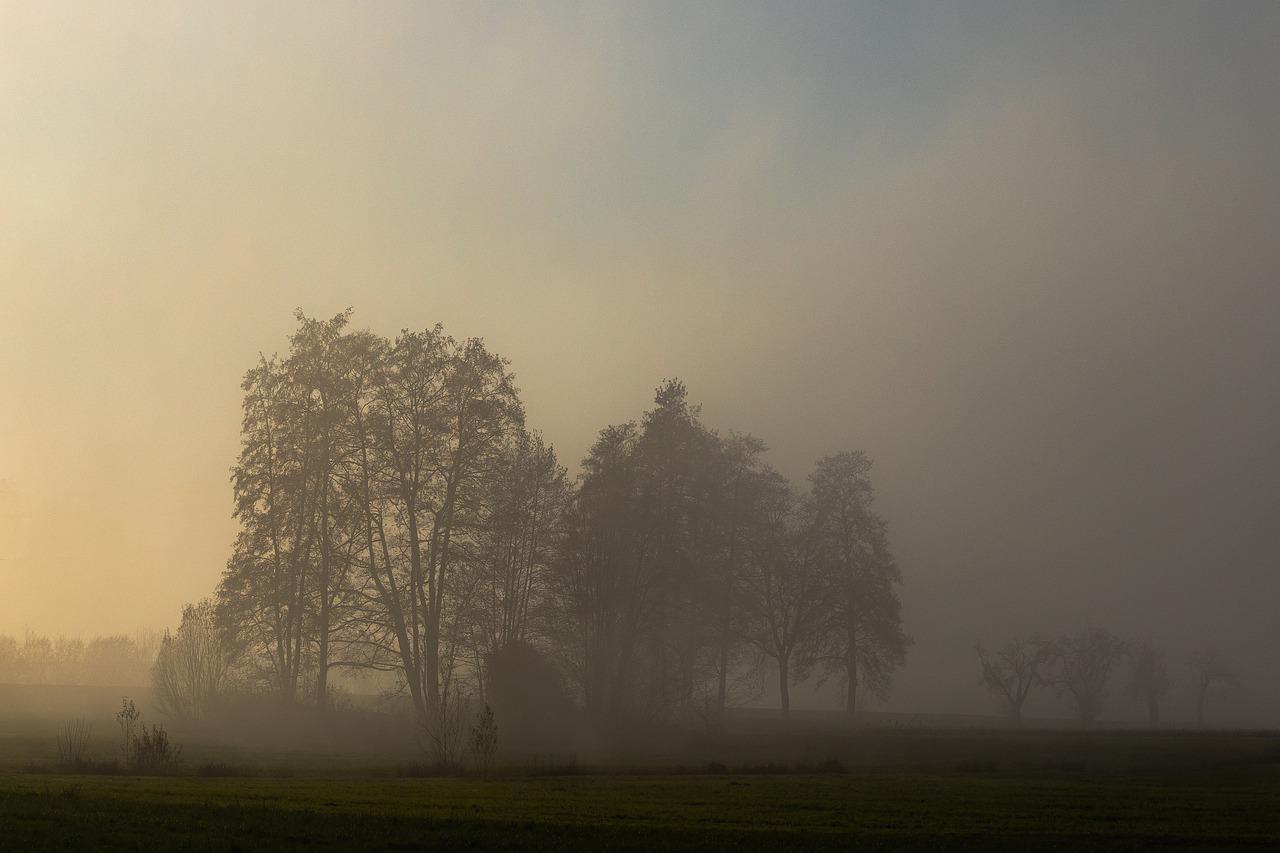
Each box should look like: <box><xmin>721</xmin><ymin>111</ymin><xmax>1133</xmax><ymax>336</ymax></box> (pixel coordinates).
<box><xmin>152</xmin><ymin>600</ymin><xmax>239</xmax><ymax>721</ymax></box>
<box><xmin>808</xmin><ymin>452</ymin><xmax>910</xmax><ymax>714</ymax></box>
<box><xmin>468</xmin><ymin>431</ymin><xmax>568</xmax><ymax>671</ymax></box>
<box><xmin>1188</xmin><ymin>649</ymin><xmax>1236</xmax><ymax>727</ymax></box>
<box><xmin>217</xmin><ymin>315</ymin><xmax>525</xmax><ymax>741</ymax></box>
<box><xmin>707</xmin><ymin>433</ymin><xmax>772</xmax><ymax>720</ymax></box>
<box><xmin>1050</xmin><ymin>629</ymin><xmax>1128</xmax><ymax>726</ymax></box>
<box><xmin>736</xmin><ymin>479</ymin><xmax>824</xmax><ymax>717</ymax></box>
<box><xmin>212</xmin><ymin>314</ymin><xmax>917</xmax><ymax>749</ymax></box>
<box><xmin>976</xmin><ymin>635</ymin><xmax>1053</xmax><ymax>723</ymax></box>
<box><xmin>219</xmin><ymin>351</ymin><xmax>316</xmax><ymax>701</ymax></box>
<box><xmin>552</xmin><ymin>380</ymin><xmax>735</xmax><ymax>727</ymax></box>
<box><xmin>1128</xmin><ymin>642</ymin><xmax>1172</xmax><ymax>725</ymax></box>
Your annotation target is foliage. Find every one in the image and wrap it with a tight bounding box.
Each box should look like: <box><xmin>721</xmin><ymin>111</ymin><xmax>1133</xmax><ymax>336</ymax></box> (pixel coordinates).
<box><xmin>0</xmin><ymin>631</ymin><xmax>159</xmax><ymax>686</ymax></box>
<box><xmin>468</xmin><ymin>704</ymin><xmax>499</xmax><ymax>776</ymax></box>
<box><xmin>208</xmin><ymin>312</ymin><xmax>910</xmax><ymax>737</ymax></box>
<box><xmin>484</xmin><ymin>642</ymin><xmax>576</xmax><ymax>752</ymax></box>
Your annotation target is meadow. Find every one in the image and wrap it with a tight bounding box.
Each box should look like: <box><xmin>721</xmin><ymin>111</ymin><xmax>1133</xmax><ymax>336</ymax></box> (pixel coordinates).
<box><xmin>3</xmin><ymin>762</ymin><xmax>1280</xmax><ymax>851</ymax></box>
<box><xmin>3</xmin><ymin>695</ymin><xmax>1280</xmax><ymax>852</ymax></box>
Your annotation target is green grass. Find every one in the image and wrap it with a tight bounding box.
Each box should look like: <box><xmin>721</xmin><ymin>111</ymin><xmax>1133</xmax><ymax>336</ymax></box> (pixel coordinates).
<box><xmin>3</xmin><ymin>767</ymin><xmax>1279</xmax><ymax>851</ymax></box>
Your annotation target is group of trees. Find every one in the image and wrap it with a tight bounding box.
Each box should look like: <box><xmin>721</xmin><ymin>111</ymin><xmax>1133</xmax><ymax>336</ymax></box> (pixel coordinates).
<box><xmin>552</xmin><ymin>388</ymin><xmax>910</xmax><ymax>723</ymax></box>
<box><xmin>977</xmin><ymin>631</ymin><xmax>1237</xmax><ymax>726</ymax></box>
<box><xmin>195</xmin><ymin>311</ymin><xmax>909</xmax><ymax>751</ymax></box>
<box><xmin>0</xmin><ymin>631</ymin><xmax>159</xmax><ymax>686</ymax></box>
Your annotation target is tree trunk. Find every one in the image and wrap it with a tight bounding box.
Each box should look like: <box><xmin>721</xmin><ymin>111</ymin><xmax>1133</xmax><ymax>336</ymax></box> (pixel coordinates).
<box><xmin>845</xmin><ymin>658</ymin><xmax>857</xmax><ymax>715</ymax></box>
<box><xmin>1147</xmin><ymin>695</ymin><xmax>1159</xmax><ymax>725</ymax></box>
<box><xmin>779</xmin><ymin>656</ymin><xmax>790</xmax><ymax>718</ymax></box>
<box><xmin>716</xmin><ymin>630</ymin><xmax>729</xmax><ymax>720</ymax></box>
<box><xmin>316</xmin><ymin>477</ymin><xmax>331</xmax><ymax>709</ymax></box>
<box><xmin>845</xmin><ymin>588</ymin><xmax>858</xmax><ymax>715</ymax></box>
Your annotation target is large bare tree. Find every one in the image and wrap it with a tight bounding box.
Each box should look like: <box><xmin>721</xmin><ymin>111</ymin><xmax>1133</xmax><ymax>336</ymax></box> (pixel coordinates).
<box><xmin>976</xmin><ymin>635</ymin><xmax>1054</xmax><ymax>723</ymax></box>
<box><xmin>1050</xmin><ymin>629</ymin><xmax>1128</xmax><ymax>726</ymax></box>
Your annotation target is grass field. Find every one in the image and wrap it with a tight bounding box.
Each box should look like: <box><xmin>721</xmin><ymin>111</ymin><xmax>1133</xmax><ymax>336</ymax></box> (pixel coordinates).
<box><xmin>3</xmin><ymin>763</ymin><xmax>1280</xmax><ymax>851</ymax></box>
<box><xmin>3</xmin><ymin>695</ymin><xmax>1280</xmax><ymax>851</ymax></box>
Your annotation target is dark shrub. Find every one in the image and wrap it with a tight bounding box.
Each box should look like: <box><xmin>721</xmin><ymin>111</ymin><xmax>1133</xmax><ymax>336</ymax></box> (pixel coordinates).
<box><xmin>486</xmin><ymin>643</ymin><xmax>578</xmax><ymax>755</ymax></box>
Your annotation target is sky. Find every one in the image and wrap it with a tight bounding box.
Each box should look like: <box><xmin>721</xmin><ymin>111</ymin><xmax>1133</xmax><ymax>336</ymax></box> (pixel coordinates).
<box><xmin>2</xmin><ymin>1</ymin><xmax>1278</xmax><ymax>722</ymax></box>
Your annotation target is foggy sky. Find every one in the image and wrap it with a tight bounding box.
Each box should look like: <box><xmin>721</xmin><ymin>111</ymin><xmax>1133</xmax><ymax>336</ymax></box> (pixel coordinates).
<box><xmin>2</xmin><ymin>1</ymin><xmax>1278</xmax><ymax>722</ymax></box>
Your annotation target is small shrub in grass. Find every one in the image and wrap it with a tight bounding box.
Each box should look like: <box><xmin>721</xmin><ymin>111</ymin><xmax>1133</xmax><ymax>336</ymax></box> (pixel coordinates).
<box><xmin>56</xmin><ymin>718</ymin><xmax>93</xmax><ymax>769</ymax></box>
<box><xmin>130</xmin><ymin>724</ymin><xmax>182</xmax><ymax>773</ymax></box>
<box><xmin>115</xmin><ymin>696</ymin><xmax>183</xmax><ymax>774</ymax></box>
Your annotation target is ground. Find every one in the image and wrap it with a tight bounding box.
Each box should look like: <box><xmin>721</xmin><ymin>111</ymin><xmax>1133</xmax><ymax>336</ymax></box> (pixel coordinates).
<box><xmin>2</xmin><ymin>694</ymin><xmax>1279</xmax><ymax>851</ymax></box>
<box><xmin>2</xmin><ymin>763</ymin><xmax>1280</xmax><ymax>851</ymax></box>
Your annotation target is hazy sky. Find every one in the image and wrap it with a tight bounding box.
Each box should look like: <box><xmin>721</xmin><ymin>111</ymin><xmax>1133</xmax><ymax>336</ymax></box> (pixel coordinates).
<box><xmin>2</xmin><ymin>1</ymin><xmax>1278</xmax><ymax>720</ymax></box>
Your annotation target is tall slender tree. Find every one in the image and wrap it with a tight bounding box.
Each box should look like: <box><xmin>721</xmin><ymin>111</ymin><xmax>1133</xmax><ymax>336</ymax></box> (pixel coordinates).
<box><xmin>808</xmin><ymin>452</ymin><xmax>910</xmax><ymax>714</ymax></box>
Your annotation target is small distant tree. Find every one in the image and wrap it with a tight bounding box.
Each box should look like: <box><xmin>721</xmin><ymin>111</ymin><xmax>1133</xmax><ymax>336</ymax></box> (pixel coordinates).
<box><xmin>1188</xmin><ymin>650</ymin><xmax>1236</xmax><ymax>727</ymax></box>
<box><xmin>1050</xmin><ymin>629</ymin><xmax>1128</xmax><ymax>726</ymax></box>
<box><xmin>469</xmin><ymin>704</ymin><xmax>499</xmax><ymax>777</ymax></box>
<box><xmin>116</xmin><ymin>697</ymin><xmax>141</xmax><ymax>764</ymax></box>
<box><xmin>1128</xmin><ymin>643</ymin><xmax>1172</xmax><ymax>725</ymax></box>
<box><xmin>975</xmin><ymin>635</ymin><xmax>1054</xmax><ymax>723</ymax></box>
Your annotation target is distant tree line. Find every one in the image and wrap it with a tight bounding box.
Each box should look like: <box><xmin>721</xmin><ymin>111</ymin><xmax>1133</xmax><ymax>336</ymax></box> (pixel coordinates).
<box><xmin>0</xmin><ymin>631</ymin><xmax>159</xmax><ymax>687</ymax></box>
<box><xmin>182</xmin><ymin>311</ymin><xmax>909</xmax><ymax>754</ymax></box>
<box><xmin>977</xmin><ymin>631</ymin><xmax>1237</xmax><ymax>727</ymax></box>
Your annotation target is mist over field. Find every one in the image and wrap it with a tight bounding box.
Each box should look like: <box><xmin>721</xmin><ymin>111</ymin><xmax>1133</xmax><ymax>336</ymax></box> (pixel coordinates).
<box><xmin>2</xmin><ymin>0</ymin><xmax>1279</xmax><ymax>765</ymax></box>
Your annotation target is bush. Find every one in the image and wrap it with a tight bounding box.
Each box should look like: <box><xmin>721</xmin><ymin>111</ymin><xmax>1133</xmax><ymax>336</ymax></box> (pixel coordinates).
<box><xmin>485</xmin><ymin>643</ymin><xmax>577</xmax><ymax>754</ymax></box>
<box><xmin>115</xmin><ymin>696</ymin><xmax>182</xmax><ymax>773</ymax></box>
<box><xmin>56</xmin><ymin>718</ymin><xmax>93</xmax><ymax>768</ymax></box>
<box><xmin>131</xmin><ymin>724</ymin><xmax>182</xmax><ymax>773</ymax></box>
<box><xmin>469</xmin><ymin>705</ymin><xmax>499</xmax><ymax>777</ymax></box>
